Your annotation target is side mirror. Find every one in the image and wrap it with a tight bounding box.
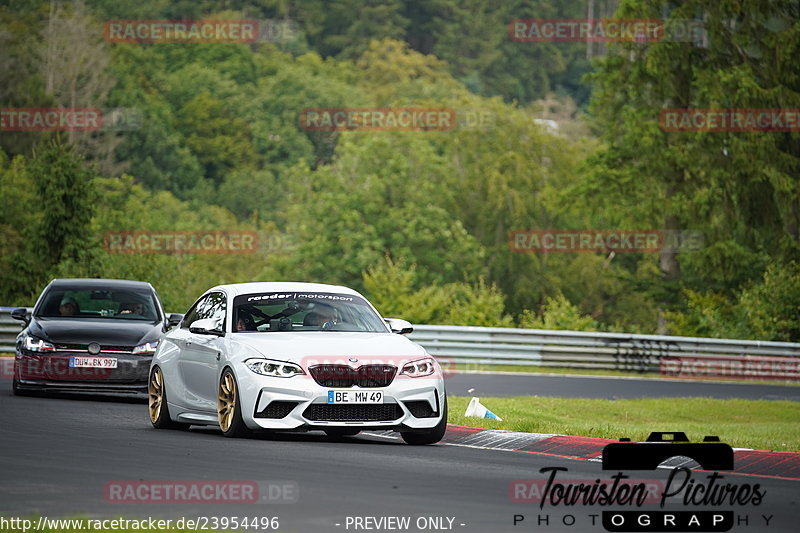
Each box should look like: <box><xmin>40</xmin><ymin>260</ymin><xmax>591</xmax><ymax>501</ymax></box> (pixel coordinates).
<box><xmin>10</xmin><ymin>308</ymin><xmax>30</xmax><ymax>325</ymax></box>
<box><xmin>167</xmin><ymin>313</ymin><xmax>183</xmax><ymax>327</ymax></box>
<box><xmin>189</xmin><ymin>318</ymin><xmax>224</xmax><ymax>336</ymax></box>
<box><xmin>385</xmin><ymin>318</ymin><xmax>413</xmax><ymax>335</ymax></box>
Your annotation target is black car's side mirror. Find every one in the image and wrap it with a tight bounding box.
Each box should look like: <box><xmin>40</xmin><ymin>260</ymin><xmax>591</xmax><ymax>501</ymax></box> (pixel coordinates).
<box><xmin>10</xmin><ymin>308</ymin><xmax>30</xmax><ymax>325</ymax></box>
<box><xmin>167</xmin><ymin>313</ymin><xmax>183</xmax><ymax>328</ymax></box>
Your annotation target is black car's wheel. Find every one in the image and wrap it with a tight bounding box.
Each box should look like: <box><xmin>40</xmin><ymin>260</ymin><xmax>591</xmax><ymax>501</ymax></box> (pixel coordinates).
<box><xmin>400</xmin><ymin>398</ymin><xmax>448</xmax><ymax>445</ymax></box>
<box><xmin>149</xmin><ymin>366</ymin><xmax>189</xmax><ymax>430</ymax></box>
<box><xmin>218</xmin><ymin>368</ymin><xmax>251</xmax><ymax>438</ymax></box>
<box><xmin>324</xmin><ymin>429</ymin><xmax>361</xmax><ymax>440</ymax></box>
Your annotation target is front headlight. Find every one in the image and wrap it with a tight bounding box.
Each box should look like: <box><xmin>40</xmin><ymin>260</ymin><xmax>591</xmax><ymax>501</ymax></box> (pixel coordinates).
<box><xmin>22</xmin><ymin>335</ymin><xmax>56</xmax><ymax>353</ymax></box>
<box><xmin>132</xmin><ymin>340</ymin><xmax>159</xmax><ymax>354</ymax></box>
<box><xmin>400</xmin><ymin>357</ymin><xmax>436</xmax><ymax>377</ymax></box>
<box><xmin>245</xmin><ymin>358</ymin><xmax>305</xmax><ymax>378</ymax></box>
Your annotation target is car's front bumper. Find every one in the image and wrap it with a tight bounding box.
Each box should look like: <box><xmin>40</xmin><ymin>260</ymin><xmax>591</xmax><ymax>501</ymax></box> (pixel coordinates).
<box><xmin>13</xmin><ymin>378</ymin><xmax>147</xmax><ymax>394</ymax></box>
<box><xmin>237</xmin><ymin>370</ymin><xmax>446</xmax><ymax>431</ymax></box>
<box><xmin>14</xmin><ymin>351</ymin><xmax>152</xmax><ymax>387</ymax></box>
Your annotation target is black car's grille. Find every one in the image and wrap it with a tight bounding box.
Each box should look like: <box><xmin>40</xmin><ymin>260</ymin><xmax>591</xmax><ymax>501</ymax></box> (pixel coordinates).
<box><xmin>303</xmin><ymin>403</ymin><xmax>403</xmax><ymax>422</ymax></box>
<box><xmin>309</xmin><ymin>365</ymin><xmax>396</xmax><ymax>388</ymax></box>
<box><xmin>404</xmin><ymin>400</ymin><xmax>437</xmax><ymax>418</ymax></box>
<box><xmin>55</xmin><ymin>343</ymin><xmax>134</xmax><ymax>353</ymax></box>
<box><xmin>255</xmin><ymin>401</ymin><xmax>299</xmax><ymax>419</ymax></box>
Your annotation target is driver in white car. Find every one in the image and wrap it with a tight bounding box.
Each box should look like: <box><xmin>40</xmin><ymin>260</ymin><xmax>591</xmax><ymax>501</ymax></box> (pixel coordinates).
<box><xmin>303</xmin><ymin>303</ymin><xmax>338</xmax><ymax>329</ymax></box>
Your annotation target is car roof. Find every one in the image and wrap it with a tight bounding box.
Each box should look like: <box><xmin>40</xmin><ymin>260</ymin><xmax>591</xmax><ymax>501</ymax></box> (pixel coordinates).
<box><xmin>208</xmin><ymin>282</ymin><xmax>362</xmax><ymax>298</ymax></box>
<box><xmin>48</xmin><ymin>278</ymin><xmax>154</xmax><ymax>290</ymax></box>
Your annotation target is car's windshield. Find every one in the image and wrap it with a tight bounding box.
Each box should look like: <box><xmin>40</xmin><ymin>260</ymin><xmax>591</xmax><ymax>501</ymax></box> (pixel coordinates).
<box><xmin>233</xmin><ymin>292</ymin><xmax>387</xmax><ymax>333</ymax></box>
<box><xmin>37</xmin><ymin>287</ymin><xmax>160</xmax><ymax>321</ymax></box>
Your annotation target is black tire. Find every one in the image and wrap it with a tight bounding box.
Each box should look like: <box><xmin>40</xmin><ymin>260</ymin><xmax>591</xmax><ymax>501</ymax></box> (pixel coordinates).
<box><xmin>400</xmin><ymin>397</ymin><xmax>448</xmax><ymax>445</ymax></box>
<box><xmin>324</xmin><ymin>428</ymin><xmax>361</xmax><ymax>440</ymax></box>
<box><xmin>218</xmin><ymin>368</ymin><xmax>251</xmax><ymax>438</ymax></box>
<box><xmin>149</xmin><ymin>366</ymin><xmax>189</xmax><ymax>430</ymax></box>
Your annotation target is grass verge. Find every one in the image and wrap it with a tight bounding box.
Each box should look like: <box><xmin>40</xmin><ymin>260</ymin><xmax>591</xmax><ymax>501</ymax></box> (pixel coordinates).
<box><xmin>447</xmin><ymin>396</ymin><xmax>800</xmax><ymax>452</ymax></box>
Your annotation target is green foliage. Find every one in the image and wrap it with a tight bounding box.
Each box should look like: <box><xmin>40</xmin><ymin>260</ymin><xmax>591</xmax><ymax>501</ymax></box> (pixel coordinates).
<box><xmin>669</xmin><ymin>263</ymin><xmax>800</xmax><ymax>342</ymax></box>
<box><xmin>586</xmin><ymin>0</ymin><xmax>800</xmax><ymax>335</ymax></box>
<box><xmin>0</xmin><ymin>142</ymin><xmax>98</xmax><ymax>304</ymax></box>
<box><xmin>518</xmin><ymin>293</ymin><xmax>600</xmax><ymax>331</ymax></box>
<box><xmin>739</xmin><ymin>263</ymin><xmax>800</xmax><ymax>342</ymax></box>
<box><xmin>0</xmin><ymin>151</ymin><xmax>43</xmax><ymax>304</ymax></box>
<box><xmin>259</xmin><ymin>132</ymin><xmax>488</xmax><ymax>290</ymax></box>
<box><xmin>82</xmin><ymin>176</ymin><xmax>274</xmax><ymax>312</ymax></box>
<box><xmin>1</xmin><ymin>1</ymin><xmax>797</xmax><ymax>342</ymax></box>
<box><xmin>362</xmin><ymin>257</ymin><xmax>513</xmax><ymax>327</ymax></box>
<box><xmin>29</xmin><ymin>140</ymin><xmax>97</xmax><ymax>265</ymax></box>
<box><xmin>448</xmin><ymin>396</ymin><xmax>800</xmax><ymax>452</ymax></box>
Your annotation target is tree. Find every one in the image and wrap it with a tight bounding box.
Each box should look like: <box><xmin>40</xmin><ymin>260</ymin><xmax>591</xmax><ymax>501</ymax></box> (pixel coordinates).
<box><xmin>0</xmin><ymin>150</ymin><xmax>42</xmax><ymax>304</ymax></box>
<box><xmin>585</xmin><ymin>0</ymin><xmax>800</xmax><ymax>333</ymax></box>
<box><xmin>518</xmin><ymin>293</ymin><xmax>600</xmax><ymax>331</ymax></box>
<box><xmin>39</xmin><ymin>0</ymin><xmax>122</xmax><ymax>174</ymax></box>
<box><xmin>259</xmin><ymin>133</ymin><xmax>487</xmax><ymax>291</ymax></box>
<box><xmin>30</xmin><ymin>139</ymin><xmax>97</xmax><ymax>265</ymax></box>
<box><xmin>0</xmin><ymin>141</ymin><xmax>97</xmax><ymax>304</ymax></box>
<box><xmin>363</xmin><ymin>256</ymin><xmax>513</xmax><ymax>326</ymax></box>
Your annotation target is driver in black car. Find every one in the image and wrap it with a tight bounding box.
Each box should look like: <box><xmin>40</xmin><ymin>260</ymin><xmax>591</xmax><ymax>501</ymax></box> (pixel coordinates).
<box><xmin>59</xmin><ymin>297</ymin><xmax>79</xmax><ymax>316</ymax></box>
<box><xmin>118</xmin><ymin>302</ymin><xmax>145</xmax><ymax>315</ymax></box>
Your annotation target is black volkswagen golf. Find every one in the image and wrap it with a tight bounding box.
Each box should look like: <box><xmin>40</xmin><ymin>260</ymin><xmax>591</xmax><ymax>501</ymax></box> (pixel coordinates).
<box><xmin>10</xmin><ymin>278</ymin><xmax>182</xmax><ymax>395</ymax></box>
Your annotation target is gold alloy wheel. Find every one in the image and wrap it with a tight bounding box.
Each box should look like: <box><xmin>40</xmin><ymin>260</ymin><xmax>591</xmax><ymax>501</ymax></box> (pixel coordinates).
<box><xmin>218</xmin><ymin>371</ymin><xmax>237</xmax><ymax>432</ymax></box>
<box><xmin>148</xmin><ymin>367</ymin><xmax>164</xmax><ymax>423</ymax></box>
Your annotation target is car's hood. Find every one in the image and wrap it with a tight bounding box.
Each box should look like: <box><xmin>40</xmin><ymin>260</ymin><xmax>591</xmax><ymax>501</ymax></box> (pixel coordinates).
<box><xmin>229</xmin><ymin>332</ymin><xmax>427</xmax><ymax>365</ymax></box>
<box><xmin>31</xmin><ymin>318</ymin><xmax>162</xmax><ymax>347</ymax></box>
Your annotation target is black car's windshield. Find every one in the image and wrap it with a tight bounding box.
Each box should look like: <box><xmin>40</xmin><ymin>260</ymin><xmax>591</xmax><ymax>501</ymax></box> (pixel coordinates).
<box><xmin>233</xmin><ymin>292</ymin><xmax>387</xmax><ymax>333</ymax></box>
<box><xmin>37</xmin><ymin>287</ymin><xmax>160</xmax><ymax>321</ymax></box>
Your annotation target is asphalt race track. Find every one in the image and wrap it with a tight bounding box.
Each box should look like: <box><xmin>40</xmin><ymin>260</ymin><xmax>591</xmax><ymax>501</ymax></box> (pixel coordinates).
<box><xmin>445</xmin><ymin>372</ymin><xmax>800</xmax><ymax>401</ymax></box>
<box><xmin>0</xmin><ymin>384</ymin><xmax>797</xmax><ymax>533</ymax></box>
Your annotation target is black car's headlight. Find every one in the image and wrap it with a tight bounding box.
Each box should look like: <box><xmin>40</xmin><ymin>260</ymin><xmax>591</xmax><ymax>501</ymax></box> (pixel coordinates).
<box><xmin>245</xmin><ymin>358</ymin><xmax>305</xmax><ymax>378</ymax></box>
<box><xmin>400</xmin><ymin>357</ymin><xmax>436</xmax><ymax>377</ymax></box>
<box><xmin>21</xmin><ymin>334</ymin><xmax>56</xmax><ymax>353</ymax></box>
<box><xmin>132</xmin><ymin>341</ymin><xmax>159</xmax><ymax>355</ymax></box>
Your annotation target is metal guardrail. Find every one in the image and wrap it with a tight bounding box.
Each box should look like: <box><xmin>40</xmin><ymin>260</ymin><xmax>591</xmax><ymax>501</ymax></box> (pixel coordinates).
<box><xmin>0</xmin><ymin>307</ymin><xmax>26</xmax><ymax>354</ymax></box>
<box><xmin>3</xmin><ymin>308</ymin><xmax>798</xmax><ymax>380</ymax></box>
<box><xmin>408</xmin><ymin>325</ymin><xmax>800</xmax><ymax>380</ymax></box>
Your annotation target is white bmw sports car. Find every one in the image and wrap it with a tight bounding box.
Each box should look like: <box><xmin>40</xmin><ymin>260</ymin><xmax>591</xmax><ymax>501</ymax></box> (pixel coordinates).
<box><xmin>148</xmin><ymin>282</ymin><xmax>447</xmax><ymax>444</ymax></box>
